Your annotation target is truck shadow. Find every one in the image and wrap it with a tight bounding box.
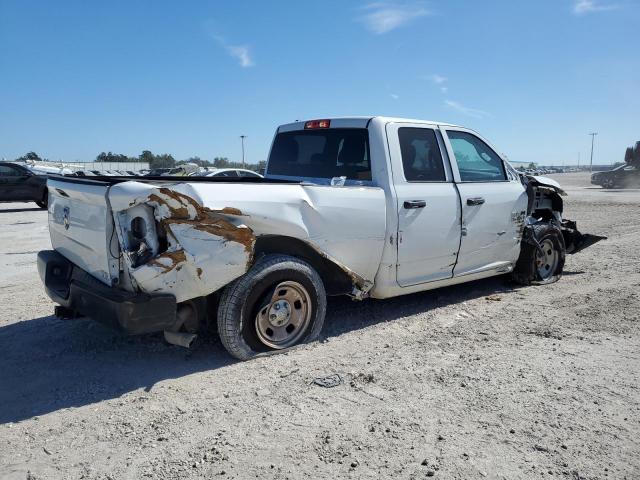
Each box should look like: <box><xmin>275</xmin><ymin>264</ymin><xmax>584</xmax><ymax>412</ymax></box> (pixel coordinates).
<box><xmin>0</xmin><ymin>276</ymin><xmax>517</xmax><ymax>424</ymax></box>
<box><xmin>323</xmin><ymin>276</ymin><xmax>514</xmax><ymax>339</ymax></box>
<box><xmin>0</xmin><ymin>207</ymin><xmax>44</xmax><ymax>213</ymax></box>
<box><xmin>0</xmin><ymin>316</ymin><xmax>233</xmax><ymax>424</ymax></box>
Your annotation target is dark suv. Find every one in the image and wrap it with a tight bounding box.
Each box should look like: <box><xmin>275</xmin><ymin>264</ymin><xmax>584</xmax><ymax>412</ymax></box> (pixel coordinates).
<box><xmin>591</xmin><ymin>164</ymin><xmax>640</xmax><ymax>189</ymax></box>
<box><xmin>0</xmin><ymin>162</ymin><xmax>49</xmax><ymax>208</ymax></box>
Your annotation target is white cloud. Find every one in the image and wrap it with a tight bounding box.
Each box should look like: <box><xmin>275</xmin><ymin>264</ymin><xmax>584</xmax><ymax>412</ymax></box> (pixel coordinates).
<box><xmin>390</xmin><ymin>93</ymin><xmax>399</xmax><ymax>99</ymax></box>
<box><xmin>208</xmin><ymin>30</ymin><xmax>255</xmax><ymax>68</ymax></box>
<box><xmin>358</xmin><ymin>2</ymin><xmax>429</xmax><ymax>34</ymax></box>
<box><xmin>225</xmin><ymin>44</ymin><xmax>254</xmax><ymax>68</ymax></box>
<box><xmin>426</xmin><ymin>74</ymin><xmax>448</xmax><ymax>93</ymax></box>
<box><xmin>573</xmin><ymin>0</ymin><xmax>618</xmax><ymax>15</ymax></box>
<box><xmin>444</xmin><ymin>100</ymin><xmax>490</xmax><ymax>119</ymax></box>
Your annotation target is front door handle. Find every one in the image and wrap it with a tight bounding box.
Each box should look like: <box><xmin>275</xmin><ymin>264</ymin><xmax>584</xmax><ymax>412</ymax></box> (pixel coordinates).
<box><xmin>466</xmin><ymin>197</ymin><xmax>485</xmax><ymax>206</ymax></box>
<box><xmin>404</xmin><ymin>200</ymin><xmax>426</xmax><ymax>209</ymax></box>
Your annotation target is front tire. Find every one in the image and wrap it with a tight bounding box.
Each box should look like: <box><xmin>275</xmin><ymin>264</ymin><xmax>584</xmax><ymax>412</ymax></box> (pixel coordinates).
<box><xmin>512</xmin><ymin>223</ymin><xmax>566</xmax><ymax>285</ymax></box>
<box><xmin>35</xmin><ymin>189</ymin><xmax>48</xmax><ymax>209</ymax></box>
<box><xmin>217</xmin><ymin>254</ymin><xmax>327</xmax><ymax>360</ymax></box>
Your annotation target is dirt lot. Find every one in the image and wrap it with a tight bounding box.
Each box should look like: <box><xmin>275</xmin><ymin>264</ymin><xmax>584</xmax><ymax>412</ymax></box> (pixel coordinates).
<box><xmin>1</xmin><ymin>172</ymin><xmax>638</xmax><ymax>480</ymax></box>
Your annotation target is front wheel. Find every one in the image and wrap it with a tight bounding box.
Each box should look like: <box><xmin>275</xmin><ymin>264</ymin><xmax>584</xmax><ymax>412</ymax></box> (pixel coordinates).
<box><xmin>35</xmin><ymin>189</ymin><xmax>48</xmax><ymax>209</ymax></box>
<box><xmin>217</xmin><ymin>254</ymin><xmax>327</xmax><ymax>360</ymax></box>
<box><xmin>512</xmin><ymin>223</ymin><xmax>566</xmax><ymax>285</ymax></box>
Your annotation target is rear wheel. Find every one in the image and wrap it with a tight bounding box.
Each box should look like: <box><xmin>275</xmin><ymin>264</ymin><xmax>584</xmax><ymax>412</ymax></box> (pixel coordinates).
<box><xmin>217</xmin><ymin>254</ymin><xmax>326</xmax><ymax>360</ymax></box>
<box><xmin>512</xmin><ymin>223</ymin><xmax>565</xmax><ymax>285</ymax></box>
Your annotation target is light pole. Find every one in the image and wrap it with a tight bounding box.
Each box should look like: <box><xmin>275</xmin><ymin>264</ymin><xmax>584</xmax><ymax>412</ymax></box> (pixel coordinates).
<box><xmin>240</xmin><ymin>135</ymin><xmax>247</xmax><ymax>168</ymax></box>
<box><xmin>588</xmin><ymin>132</ymin><xmax>598</xmax><ymax>173</ymax></box>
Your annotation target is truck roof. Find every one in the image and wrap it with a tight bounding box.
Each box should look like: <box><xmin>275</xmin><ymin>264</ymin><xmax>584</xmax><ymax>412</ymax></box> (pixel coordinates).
<box><xmin>277</xmin><ymin>116</ymin><xmax>461</xmax><ymax>132</ymax></box>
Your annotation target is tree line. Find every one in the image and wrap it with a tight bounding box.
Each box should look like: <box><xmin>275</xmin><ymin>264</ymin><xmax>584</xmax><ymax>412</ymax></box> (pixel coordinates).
<box><xmin>624</xmin><ymin>141</ymin><xmax>640</xmax><ymax>168</ymax></box>
<box><xmin>12</xmin><ymin>151</ymin><xmax>265</xmax><ymax>172</ymax></box>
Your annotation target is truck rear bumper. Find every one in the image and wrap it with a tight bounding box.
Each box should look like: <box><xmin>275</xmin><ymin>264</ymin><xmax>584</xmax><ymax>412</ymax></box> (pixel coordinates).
<box><xmin>37</xmin><ymin>250</ymin><xmax>177</xmax><ymax>334</ymax></box>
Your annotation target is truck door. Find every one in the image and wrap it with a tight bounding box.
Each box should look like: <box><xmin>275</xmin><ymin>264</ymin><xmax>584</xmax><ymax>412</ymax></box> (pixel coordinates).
<box><xmin>386</xmin><ymin>123</ymin><xmax>462</xmax><ymax>286</ymax></box>
<box><xmin>441</xmin><ymin>128</ymin><xmax>528</xmax><ymax>276</ymax></box>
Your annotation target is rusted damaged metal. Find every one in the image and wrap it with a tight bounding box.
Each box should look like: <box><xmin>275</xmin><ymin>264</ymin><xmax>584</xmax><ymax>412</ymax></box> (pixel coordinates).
<box><xmin>115</xmin><ymin>185</ymin><xmax>256</xmax><ymax>303</ymax></box>
<box><xmin>148</xmin><ymin>249</ymin><xmax>187</xmax><ymax>273</ymax></box>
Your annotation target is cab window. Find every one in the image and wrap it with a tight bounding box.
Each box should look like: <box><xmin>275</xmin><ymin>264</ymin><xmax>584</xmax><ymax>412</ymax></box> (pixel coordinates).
<box><xmin>446</xmin><ymin>131</ymin><xmax>506</xmax><ymax>182</ymax></box>
<box><xmin>398</xmin><ymin>128</ymin><xmax>446</xmax><ymax>182</ymax></box>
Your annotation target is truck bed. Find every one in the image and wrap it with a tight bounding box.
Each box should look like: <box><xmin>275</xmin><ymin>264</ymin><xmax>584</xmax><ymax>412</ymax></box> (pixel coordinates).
<box><xmin>46</xmin><ymin>174</ymin><xmax>387</xmax><ymax>303</ymax></box>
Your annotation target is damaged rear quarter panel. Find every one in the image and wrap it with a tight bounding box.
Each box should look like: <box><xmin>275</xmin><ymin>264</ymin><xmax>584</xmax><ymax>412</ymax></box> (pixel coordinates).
<box><xmin>109</xmin><ymin>182</ymin><xmax>256</xmax><ymax>303</ymax></box>
<box><xmin>108</xmin><ymin>181</ymin><xmax>387</xmax><ymax>303</ymax></box>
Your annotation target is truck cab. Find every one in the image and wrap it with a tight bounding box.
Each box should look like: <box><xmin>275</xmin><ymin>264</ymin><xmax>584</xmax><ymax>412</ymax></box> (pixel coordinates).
<box><xmin>264</xmin><ymin>117</ymin><xmax>528</xmax><ymax>297</ymax></box>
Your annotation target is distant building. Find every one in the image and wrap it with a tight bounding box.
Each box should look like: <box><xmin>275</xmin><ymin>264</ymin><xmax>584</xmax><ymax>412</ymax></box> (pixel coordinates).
<box><xmin>11</xmin><ymin>159</ymin><xmax>150</xmax><ymax>175</ymax></box>
<box><xmin>509</xmin><ymin>161</ymin><xmax>535</xmax><ymax>169</ymax></box>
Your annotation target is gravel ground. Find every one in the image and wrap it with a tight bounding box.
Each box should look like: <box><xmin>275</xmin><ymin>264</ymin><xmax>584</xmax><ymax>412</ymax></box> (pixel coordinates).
<box><xmin>0</xmin><ymin>172</ymin><xmax>638</xmax><ymax>480</ymax></box>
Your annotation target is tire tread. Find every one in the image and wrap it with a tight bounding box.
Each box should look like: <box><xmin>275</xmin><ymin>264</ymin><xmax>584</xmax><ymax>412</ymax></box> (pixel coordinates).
<box><xmin>217</xmin><ymin>254</ymin><xmax>326</xmax><ymax>360</ymax></box>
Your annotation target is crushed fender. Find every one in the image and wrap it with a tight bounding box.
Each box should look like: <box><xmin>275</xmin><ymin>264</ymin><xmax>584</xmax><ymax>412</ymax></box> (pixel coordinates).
<box><xmin>119</xmin><ymin>187</ymin><xmax>256</xmax><ymax>303</ymax></box>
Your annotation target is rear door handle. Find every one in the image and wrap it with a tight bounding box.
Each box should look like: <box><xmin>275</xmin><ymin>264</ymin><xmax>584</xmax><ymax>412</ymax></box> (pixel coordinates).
<box><xmin>404</xmin><ymin>200</ymin><xmax>426</xmax><ymax>209</ymax></box>
<box><xmin>466</xmin><ymin>197</ymin><xmax>485</xmax><ymax>206</ymax></box>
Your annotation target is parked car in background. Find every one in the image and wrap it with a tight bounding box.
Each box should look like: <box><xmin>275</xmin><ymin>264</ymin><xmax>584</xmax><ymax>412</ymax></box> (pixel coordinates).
<box><xmin>0</xmin><ymin>161</ymin><xmax>49</xmax><ymax>208</ymax></box>
<box><xmin>205</xmin><ymin>168</ymin><xmax>263</xmax><ymax>178</ymax></box>
<box><xmin>144</xmin><ymin>168</ymin><xmax>172</xmax><ymax>176</ymax></box>
<box><xmin>591</xmin><ymin>164</ymin><xmax>640</xmax><ymax>188</ymax></box>
<box><xmin>21</xmin><ymin>163</ymin><xmax>73</xmax><ymax>176</ymax></box>
<box><xmin>160</xmin><ymin>164</ymin><xmax>200</xmax><ymax>176</ymax></box>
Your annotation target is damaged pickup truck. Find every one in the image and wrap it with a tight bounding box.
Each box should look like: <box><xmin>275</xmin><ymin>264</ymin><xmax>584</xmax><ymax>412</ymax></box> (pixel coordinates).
<box><xmin>38</xmin><ymin>117</ymin><xmax>604</xmax><ymax>360</ymax></box>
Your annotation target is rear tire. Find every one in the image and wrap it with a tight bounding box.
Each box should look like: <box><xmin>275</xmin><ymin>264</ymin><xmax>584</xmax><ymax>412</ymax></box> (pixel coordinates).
<box><xmin>217</xmin><ymin>254</ymin><xmax>326</xmax><ymax>360</ymax></box>
<box><xmin>512</xmin><ymin>223</ymin><xmax>565</xmax><ymax>286</ymax></box>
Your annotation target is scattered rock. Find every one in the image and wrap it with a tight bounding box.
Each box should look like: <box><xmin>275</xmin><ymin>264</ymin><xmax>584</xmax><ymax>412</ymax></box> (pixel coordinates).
<box><xmin>313</xmin><ymin>374</ymin><xmax>342</xmax><ymax>388</ymax></box>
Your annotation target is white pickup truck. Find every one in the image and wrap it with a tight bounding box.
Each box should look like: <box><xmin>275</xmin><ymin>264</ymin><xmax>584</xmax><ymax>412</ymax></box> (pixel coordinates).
<box><xmin>38</xmin><ymin>117</ymin><xmax>603</xmax><ymax>359</ymax></box>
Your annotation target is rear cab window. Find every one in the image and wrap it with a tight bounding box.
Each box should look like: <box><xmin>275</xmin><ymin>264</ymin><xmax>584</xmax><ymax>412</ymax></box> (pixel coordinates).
<box><xmin>266</xmin><ymin>128</ymin><xmax>371</xmax><ymax>184</ymax></box>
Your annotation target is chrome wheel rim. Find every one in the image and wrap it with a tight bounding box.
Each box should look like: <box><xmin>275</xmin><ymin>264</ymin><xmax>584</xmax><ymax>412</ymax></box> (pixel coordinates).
<box><xmin>536</xmin><ymin>238</ymin><xmax>559</xmax><ymax>280</ymax></box>
<box><xmin>255</xmin><ymin>281</ymin><xmax>312</xmax><ymax>349</ymax></box>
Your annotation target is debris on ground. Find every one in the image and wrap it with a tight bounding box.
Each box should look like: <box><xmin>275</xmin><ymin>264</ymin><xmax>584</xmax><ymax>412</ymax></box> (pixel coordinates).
<box><xmin>312</xmin><ymin>374</ymin><xmax>342</xmax><ymax>388</ymax></box>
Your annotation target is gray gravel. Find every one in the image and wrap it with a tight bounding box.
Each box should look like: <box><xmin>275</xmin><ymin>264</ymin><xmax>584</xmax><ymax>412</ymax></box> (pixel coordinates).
<box><xmin>1</xmin><ymin>173</ymin><xmax>638</xmax><ymax>479</ymax></box>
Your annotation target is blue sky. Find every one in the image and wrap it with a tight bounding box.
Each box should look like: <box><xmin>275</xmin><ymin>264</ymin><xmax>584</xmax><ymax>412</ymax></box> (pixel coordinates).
<box><xmin>1</xmin><ymin>0</ymin><xmax>638</xmax><ymax>165</ymax></box>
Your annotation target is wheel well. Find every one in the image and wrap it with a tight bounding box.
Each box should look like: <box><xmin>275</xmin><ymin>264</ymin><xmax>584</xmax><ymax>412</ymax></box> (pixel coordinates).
<box><xmin>526</xmin><ymin>183</ymin><xmax>563</xmax><ymax>221</ymax></box>
<box><xmin>253</xmin><ymin>235</ymin><xmax>353</xmax><ymax>295</ymax></box>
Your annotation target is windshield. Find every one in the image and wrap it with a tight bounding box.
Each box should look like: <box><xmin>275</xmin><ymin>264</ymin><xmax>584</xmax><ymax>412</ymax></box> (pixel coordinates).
<box><xmin>267</xmin><ymin>128</ymin><xmax>371</xmax><ymax>181</ymax></box>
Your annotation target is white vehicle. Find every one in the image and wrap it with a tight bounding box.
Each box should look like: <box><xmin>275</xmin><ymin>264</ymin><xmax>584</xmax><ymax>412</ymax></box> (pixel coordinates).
<box><xmin>18</xmin><ymin>163</ymin><xmax>73</xmax><ymax>176</ymax></box>
<box><xmin>204</xmin><ymin>168</ymin><xmax>263</xmax><ymax>178</ymax></box>
<box><xmin>161</xmin><ymin>163</ymin><xmax>200</xmax><ymax>176</ymax></box>
<box><xmin>38</xmin><ymin>117</ymin><xmax>604</xmax><ymax>359</ymax></box>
